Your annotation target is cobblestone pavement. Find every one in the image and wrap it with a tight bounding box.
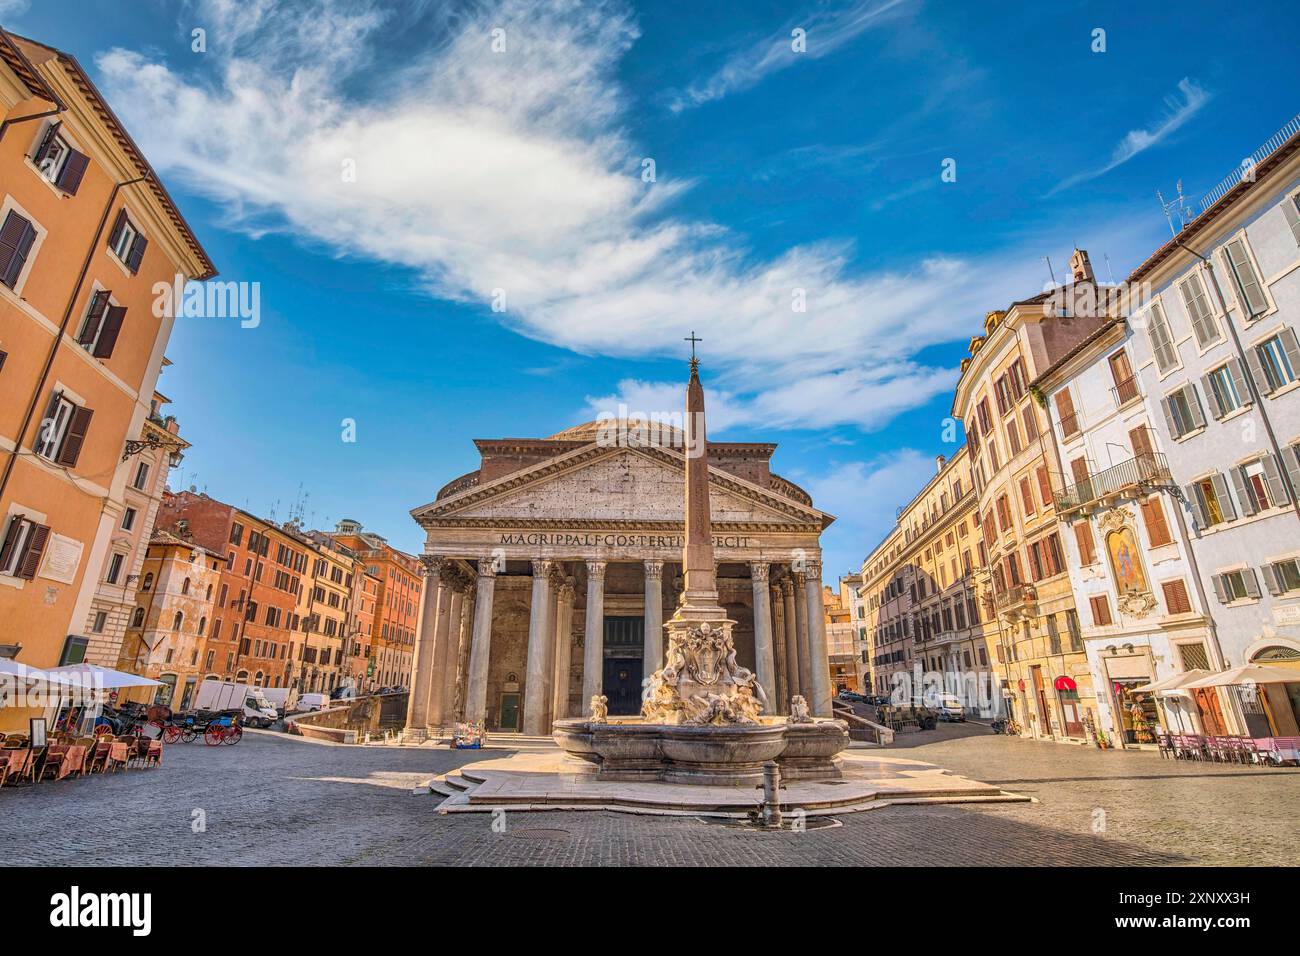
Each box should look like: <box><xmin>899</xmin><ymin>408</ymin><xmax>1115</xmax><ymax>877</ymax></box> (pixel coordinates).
<box><xmin>1</xmin><ymin>727</ymin><xmax>1294</xmax><ymax>866</ymax></box>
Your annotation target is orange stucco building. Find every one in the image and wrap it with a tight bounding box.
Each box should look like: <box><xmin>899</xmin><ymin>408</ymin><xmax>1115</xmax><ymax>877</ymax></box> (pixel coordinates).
<box><xmin>0</xmin><ymin>29</ymin><xmax>214</xmax><ymax>728</ymax></box>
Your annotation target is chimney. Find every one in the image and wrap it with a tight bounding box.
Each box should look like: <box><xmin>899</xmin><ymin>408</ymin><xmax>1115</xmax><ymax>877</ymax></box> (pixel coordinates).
<box><xmin>936</xmin><ymin>455</ymin><xmax>946</xmax><ymax>473</ymax></box>
<box><xmin>1070</xmin><ymin>248</ymin><xmax>1094</xmax><ymax>283</ymax></box>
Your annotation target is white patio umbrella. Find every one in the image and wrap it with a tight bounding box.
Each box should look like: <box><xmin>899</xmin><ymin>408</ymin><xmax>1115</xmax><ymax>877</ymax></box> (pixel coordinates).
<box><xmin>1182</xmin><ymin>664</ymin><xmax>1300</xmax><ymax>688</ymax></box>
<box><xmin>43</xmin><ymin>663</ymin><xmax>164</xmax><ymax>688</ymax></box>
<box><xmin>1133</xmin><ymin>669</ymin><xmax>1212</xmax><ymax>693</ymax></box>
<box><xmin>0</xmin><ymin>658</ymin><xmax>82</xmax><ymax>684</ymax></box>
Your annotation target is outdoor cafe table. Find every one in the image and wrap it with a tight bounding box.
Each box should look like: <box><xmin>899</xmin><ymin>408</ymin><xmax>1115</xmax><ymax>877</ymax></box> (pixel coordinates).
<box><xmin>57</xmin><ymin>744</ymin><xmax>88</xmax><ymax>779</ymax></box>
<box><xmin>108</xmin><ymin>741</ymin><xmax>130</xmax><ymax>769</ymax></box>
<box><xmin>1</xmin><ymin>748</ymin><xmax>35</xmax><ymax>782</ymax></box>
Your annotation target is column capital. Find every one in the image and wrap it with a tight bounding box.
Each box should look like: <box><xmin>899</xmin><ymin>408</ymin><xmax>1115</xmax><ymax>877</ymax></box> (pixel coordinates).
<box><xmin>419</xmin><ymin>555</ymin><xmax>445</xmax><ymax>577</ymax></box>
<box><xmin>559</xmin><ymin>579</ymin><xmax>576</xmax><ymax>601</ymax></box>
<box><xmin>780</xmin><ymin>576</ymin><xmax>796</xmax><ymax>595</ymax></box>
<box><xmin>644</xmin><ymin>558</ymin><xmax>664</xmax><ymax>580</ymax></box>
<box><xmin>801</xmin><ymin>559</ymin><xmax>823</xmax><ymax>578</ymax></box>
<box><xmin>750</xmin><ymin>562</ymin><xmax>770</xmax><ymax>584</ymax></box>
<box><xmin>476</xmin><ymin>557</ymin><xmax>499</xmax><ymax>578</ymax></box>
<box><xmin>791</xmin><ymin>570</ymin><xmax>806</xmax><ymax>587</ymax></box>
<box><xmin>586</xmin><ymin>559</ymin><xmax>607</xmax><ymax>580</ymax></box>
<box><xmin>531</xmin><ymin>558</ymin><xmax>553</xmax><ymax>577</ymax></box>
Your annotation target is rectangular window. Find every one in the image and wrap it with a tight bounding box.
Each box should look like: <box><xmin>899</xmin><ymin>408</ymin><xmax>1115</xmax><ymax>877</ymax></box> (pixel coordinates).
<box><xmin>1036</xmin><ymin>467</ymin><xmax>1053</xmax><ymax>509</ymax></box>
<box><xmin>1019</xmin><ymin>476</ymin><xmax>1035</xmax><ymax>515</ymax></box>
<box><xmin>35</xmin><ymin>392</ymin><xmax>94</xmax><ymax>467</ymax></box>
<box><xmin>107</xmin><ymin>209</ymin><xmax>149</xmax><ymax>274</ymax></box>
<box><xmin>121</xmin><ymin>507</ymin><xmax>137</xmax><ymax>532</ymax></box>
<box><xmin>1006</xmin><ymin>421</ymin><xmax>1022</xmax><ymax>456</ymax></box>
<box><xmin>1231</xmin><ymin>458</ymin><xmax>1285</xmax><ymax>515</ymax></box>
<box><xmin>1109</xmin><ymin>350</ymin><xmax>1138</xmax><ymax>404</ymax></box>
<box><xmin>1089</xmin><ymin>595</ymin><xmax>1112</xmax><ymax>627</ymax></box>
<box><xmin>1203</xmin><ymin>360</ymin><xmax>1250</xmax><ymax>418</ymax></box>
<box><xmin>1214</xmin><ymin>569</ymin><xmax>1259</xmax><ymax>603</ymax></box>
<box><xmin>32</xmin><ymin>121</ymin><xmax>90</xmax><ymax>194</ymax></box>
<box><xmin>1074</xmin><ymin>521</ymin><xmax>1097</xmax><ymax>565</ymax></box>
<box><xmin>1129</xmin><ymin>425</ymin><xmax>1155</xmax><ymax>461</ymax></box>
<box><xmin>91</xmin><ymin>611</ymin><xmax>106</xmax><ymax>633</ymax></box>
<box><xmin>1161</xmin><ymin>579</ymin><xmax>1192</xmax><ymax>614</ymax></box>
<box><xmin>1263</xmin><ymin>558</ymin><xmax>1300</xmax><ymax>596</ymax></box>
<box><xmin>1163</xmin><ymin>385</ymin><xmax>1205</xmax><ymax>439</ymax></box>
<box><xmin>1250</xmin><ymin>330</ymin><xmax>1299</xmax><ymax>394</ymax></box>
<box><xmin>1140</xmin><ymin>496</ymin><xmax>1172</xmax><ymax>547</ymax></box>
<box><xmin>105</xmin><ymin>552</ymin><xmax>124</xmax><ymax>585</ymax></box>
<box><xmin>132</xmin><ymin>461</ymin><xmax>150</xmax><ymax>490</ymax></box>
<box><xmin>1222</xmin><ymin>237</ymin><xmax>1268</xmax><ymax>319</ymax></box>
<box><xmin>1189</xmin><ymin>473</ymin><xmax>1235</xmax><ymax>528</ymax></box>
<box><xmin>1147</xmin><ymin>302</ymin><xmax>1178</xmax><ymax>373</ymax></box>
<box><xmin>59</xmin><ymin>636</ymin><xmax>89</xmax><ymax>666</ymax></box>
<box><xmin>1021</xmin><ymin>405</ymin><xmax>1038</xmax><ymax>442</ymax></box>
<box><xmin>1178</xmin><ymin>272</ymin><xmax>1221</xmax><ymax>348</ymax></box>
<box><xmin>1055</xmin><ymin>389</ymin><xmax>1079</xmax><ymax>438</ymax></box>
<box><xmin>0</xmin><ymin>209</ymin><xmax>38</xmax><ymax>289</ymax></box>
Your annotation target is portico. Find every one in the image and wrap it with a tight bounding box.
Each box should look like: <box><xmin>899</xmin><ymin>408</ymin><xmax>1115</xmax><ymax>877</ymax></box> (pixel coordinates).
<box><xmin>405</xmin><ymin>423</ymin><xmax>834</xmax><ymax>737</ymax></box>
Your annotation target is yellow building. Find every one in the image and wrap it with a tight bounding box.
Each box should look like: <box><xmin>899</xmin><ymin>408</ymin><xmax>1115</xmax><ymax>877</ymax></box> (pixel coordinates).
<box><xmin>860</xmin><ymin>446</ymin><xmax>1002</xmax><ymax>714</ymax></box>
<box><xmin>952</xmin><ymin>250</ymin><xmax>1116</xmax><ymax>739</ymax></box>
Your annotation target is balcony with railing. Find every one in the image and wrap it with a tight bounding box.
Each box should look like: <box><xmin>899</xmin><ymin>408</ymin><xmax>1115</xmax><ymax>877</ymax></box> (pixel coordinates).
<box><xmin>1057</xmin><ymin>411</ymin><xmax>1081</xmax><ymax>441</ymax></box>
<box><xmin>994</xmin><ymin>583</ymin><xmax>1037</xmax><ymax>616</ymax></box>
<box><xmin>1053</xmin><ymin>453</ymin><xmax>1173</xmax><ymax>514</ymax></box>
<box><xmin>1110</xmin><ymin>375</ymin><xmax>1140</xmax><ymax>407</ymax></box>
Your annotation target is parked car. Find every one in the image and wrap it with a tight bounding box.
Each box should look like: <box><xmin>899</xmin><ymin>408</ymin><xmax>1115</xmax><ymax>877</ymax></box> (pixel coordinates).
<box><xmin>935</xmin><ymin>694</ymin><xmax>966</xmax><ymax>722</ymax></box>
<box><xmin>838</xmin><ymin>690</ymin><xmax>866</xmax><ymax>702</ymax></box>
<box><xmin>297</xmin><ymin>693</ymin><xmax>331</xmax><ymax>712</ymax></box>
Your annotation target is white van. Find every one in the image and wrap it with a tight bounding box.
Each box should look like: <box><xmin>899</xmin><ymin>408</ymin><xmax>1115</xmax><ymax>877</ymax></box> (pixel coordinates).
<box><xmin>298</xmin><ymin>693</ymin><xmax>331</xmax><ymax>713</ymax></box>
<box><xmin>261</xmin><ymin>686</ymin><xmax>300</xmax><ymax>714</ymax></box>
<box><xmin>936</xmin><ymin>694</ymin><xmax>966</xmax><ymax>722</ymax></box>
<box><xmin>195</xmin><ymin>681</ymin><xmax>279</xmax><ymax>727</ymax></box>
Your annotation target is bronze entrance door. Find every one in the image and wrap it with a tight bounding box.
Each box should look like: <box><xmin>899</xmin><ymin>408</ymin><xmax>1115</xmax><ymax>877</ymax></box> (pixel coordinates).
<box><xmin>603</xmin><ymin>616</ymin><xmax>645</xmax><ymax>715</ymax></box>
<box><xmin>499</xmin><ymin>692</ymin><xmax>520</xmax><ymax>732</ymax></box>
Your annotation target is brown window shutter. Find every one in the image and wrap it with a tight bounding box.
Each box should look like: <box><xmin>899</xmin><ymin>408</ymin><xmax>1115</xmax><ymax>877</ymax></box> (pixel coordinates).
<box><xmin>1055</xmin><ymin>389</ymin><xmax>1076</xmax><ymax>433</ymax></box>
<box><xmin>1090</xmin><ymin>595</ymin><xmax>1112</xmax><ymax>627</ymax></box>
<box><xmin>1141</xmin><ymin>496</ymin><xmax>1172</xmax><ymax>547</ymax></box>
<box><xmin>1129</xmin><ymin>425</ymin><xmax>1154</xmax><ymax>460</ymax></box>
<box><xmin>56</xmin><ymin>405</ymin><xmax>94</xmax><ymax>467</ymax></box>
<box><xmin>92</xmin><ymin>305</ymin><xmax>127</xmax><ymax>358</ymax></box>
<box><xmin>0</xmin><ymin>211</ymin><xmax>37</xmax><ymax>288</ymax></box>
<box><xmin>1036</xmin><ymin>466</ymin><xmax>1052</xmax><ymax>507</ymax></box>
<box><xmin>0</xmin><ymin>514</ymin><xmax>24</xmax><ymax>571</ymax></box>
<box><xmin>18</xmin><ymin>523</ymin><xmax>50</xmax><ymax>580</ymax></box>
<box><xmin>1073</xmin><ymin>521</ymin><xmax>1096</xmax><ymax>565</ymax></box>
<box><xmin>79</xmin><ymin>291</ymin><xmax>111</xmax><ymax>345</ymax></box>
<box><xmin>32</xmin><ymin>120</ymin><xmax>61</xmax><ymax>162</ymax></box>
<box><xmin>125</xmin><ymin>233</ymin><xmax>148</xmax><ymax>273</ymax></box>
<box><xmin>107</xmin><ymin>209</ymin><xmax>127</xmax><ymax>249</ymax></box>
<box><xmin>56</xmin><ymin>149</ymin><xmax>90</xmax><ymax>195</ymax></box>
<box><xmin>1161</xmin><ymin>579</ymin><xmax>1191</xmax><ymax>614</ymax></box>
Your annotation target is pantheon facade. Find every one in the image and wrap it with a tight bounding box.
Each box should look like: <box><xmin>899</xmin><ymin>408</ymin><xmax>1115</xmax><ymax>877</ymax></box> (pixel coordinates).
<box><xmin>404</xmin><ymin>421</ymin><xmax>835</xmax><ymax>738</ymax></box>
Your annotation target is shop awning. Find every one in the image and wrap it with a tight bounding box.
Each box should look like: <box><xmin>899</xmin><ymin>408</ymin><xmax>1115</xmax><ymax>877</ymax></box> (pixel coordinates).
<box><xmin>1182</xmin><ymin>664</ymin><xmax>1300</xmax><ymax>689</ymax></box>
<box><xmin>1132</xmin><ymin>669</ymin><xmax>1212</xmax><ymax>694</ymax></box>
<box><xmin>1053</xmin><ymin>675</ymin><xmax>1077</xmax><ymax>692</ymax></box>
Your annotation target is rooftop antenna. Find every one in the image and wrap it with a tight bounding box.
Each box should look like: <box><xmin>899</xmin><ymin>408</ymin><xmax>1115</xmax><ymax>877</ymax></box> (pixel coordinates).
<box><xmin>1103</xmin><ymin>253</ymin><xmax>1116</xmax><ymax>284</ymax></box>
<box><xmin>1175</xmin><ymin>179</ymin><xmax>1198</xmax><ymax>226</ymax></box>
<box><xmin>1157</xmin><ymin>186</ymin><xmax>1185</xmax><ymax>237</ymax></box>
<box><xmin>1042</xmin><ymin>256</ymin><xmax>1057</xmax><ymax>285</ymax></box>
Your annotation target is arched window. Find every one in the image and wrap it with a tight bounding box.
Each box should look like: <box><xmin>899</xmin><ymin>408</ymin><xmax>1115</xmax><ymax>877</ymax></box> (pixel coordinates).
<box><xmin>206</xmin><ymin>583</ymin><xmax>213</xmax><ymax>600</ymax></box>
<box><xmin>181</xmin><ymin>577</ymin><xmax>191</xmax><ymax>595</ymax></box>
<box><xmin>198</xmin><ymin>616</ymin><xmax>207</xmax><ymax>636</ymax></box>
<box><xmin>131</xmin><ymin>607</ymin><xmax>145</xmax><ymax>628</ymax></box>
<box><xmin>172</xmin><ymin>611</ymin><xmax>184</xmax><ymax>631</ymax></box>
<box><xmin>142</xmin><ymin>572</ymin><xmax>154</xmax><ymax>591</ymax></box>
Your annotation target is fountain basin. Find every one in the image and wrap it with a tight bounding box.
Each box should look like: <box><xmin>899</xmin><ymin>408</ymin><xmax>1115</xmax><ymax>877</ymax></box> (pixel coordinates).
<box><xmin>552</xmin><ymin>717</ymin><xmax>849</xmax><ymax>786</ymax></box>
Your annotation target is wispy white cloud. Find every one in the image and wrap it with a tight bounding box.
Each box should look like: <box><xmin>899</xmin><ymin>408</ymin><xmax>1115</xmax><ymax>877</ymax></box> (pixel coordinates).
<box><xmin>1050</xmin><ymin>78</ymin><xmax>1210</xmax><ymax>194</ymax></box>
<box><xmin>95</xmin><ymin>0</ymin><xmax>1100</xmax><ymax>435</ymax></box>
<box><xmin>0</xmin><ymin>0</ymin><xmax>31</xmax><ymax>17</ymax></box>
<box><xmin>667</xmin><ymin>0</ymin><xmax>913</xmax><ymax>112</ymax></box>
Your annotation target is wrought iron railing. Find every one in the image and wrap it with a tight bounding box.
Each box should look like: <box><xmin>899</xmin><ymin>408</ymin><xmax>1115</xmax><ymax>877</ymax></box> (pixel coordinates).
<box><xmin>994</xmin><ymin>583</ymin><xmax>1036</xmax><ymax>611</ymax></box>
<box><xmin>1110</xmin><ymin>376</ymin><xmax>1140</xmax><ymax>406</ymax></box>
<box><xmin>1058</xmin><ymin>412</ymin><xmax>1081</xmax><ymax>440</ymax></box>
<box><xmin>1054</xmin><ymin>453</ymin><xmax>1172</xmax><ymax>512</ymax></box>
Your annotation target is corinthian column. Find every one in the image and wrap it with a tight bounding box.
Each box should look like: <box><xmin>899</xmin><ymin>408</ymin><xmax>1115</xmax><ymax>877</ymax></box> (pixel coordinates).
<box><xmin>425</xmin><ymin>572</ymin><xmax>457</xmax><ymax>731</ymax></box>
<box><xmin>781</xmin><ymin>575</ymin><xmax>801</xmax><ymax>703</ymax></box>
<box><xmin>522</xmin><ymin>559</ymin><xmax>555</xmax><ymax>735</ymax></box>
<box><xmin>452</xmin><ymin>580</ymin><xmax>475</xmax><ymax>721</ymax></box>
<box><xmin>804</xmin><ymin>560</ymin><xmax>832</xmax><ymax>716</ymax></box>
<box><xmin>770</xmin><ymin>582</ymin><xmax>788</xmax><ymax>712</ymax></box>
<box><xmin>581</xmin><ymin>560</ymin><xmax>606</xmax><ymax>708</ymax></box>
<box><xmin>435</xmin><ymin>584</ymin><xmax>464</xmax><ymax>728</ymax></box>
<box><xmin>643</xmin><ymin>559</ymin><xmax>664</xmax><ymax>673</ymax></box>
<box><xmin>749</xmin><ymin>563</ymin><xmax>776</xmax><ymax>708</ymax></box>
<box><xmin>551</xmin><ymin>579</ymin><xmax>575</xmax><ymax>720</ymax></box>
<box><xmin>792</xmin><ymin>571</ymin><xmax>810</xmax><ymax>703</ymax></box>
<box><xmin>403</xmin><ymin>557</ymin><xmax>444</xmax><ymax>739</ymax></box>
<box><xmin>463</xmin><ymin>559</ymin><xmax>497</xmax><ymax>724</ymax></box>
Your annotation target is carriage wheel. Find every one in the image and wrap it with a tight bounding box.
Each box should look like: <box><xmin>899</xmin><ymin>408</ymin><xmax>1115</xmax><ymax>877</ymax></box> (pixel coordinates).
<box><xmin>181</xmin><ymin>728</ymin><xmax>197</xmax><ymax>743</ymax></box>
<box><xmin>204</xmin><ymin>726</ymin><xmax>224</xmax><ymax>746</ymax></box>
<box><xmin>223</xmin><ymin>725</ymin><xmax>242</xmax><ymax>745</ymax></box>
<box><xmin>162</xmin><ymin>726</ymin><xmax>181</xmax><ymax>744</ymax></box>
<box><xmin>93</xmin><ymin>723</ymin><xmax>112</xmax><ymax>737</ymax></box>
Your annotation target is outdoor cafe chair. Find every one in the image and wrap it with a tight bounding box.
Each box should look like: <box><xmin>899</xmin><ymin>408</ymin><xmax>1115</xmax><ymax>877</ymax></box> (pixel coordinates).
<box><xmin>1155</xmin><ymin>733</ymin><xmax>1174</xmax><ymax>758</ymax></box>
<box><xmin>87</xmin><ymin>740</ymin><xmax>111</xmax><ymax>774</ymax></box>
<box><xmin>37</xmin><ymin>745</ymin><xmax>67</xmax><ymax>781</ymax></box>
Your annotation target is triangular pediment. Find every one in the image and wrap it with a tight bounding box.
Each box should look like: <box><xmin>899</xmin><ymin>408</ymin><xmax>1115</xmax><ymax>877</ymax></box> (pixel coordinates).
<box><xmin>413</xmin><ymin>444</ymin><xmax>827</xmax><ymax>528</ymax></box>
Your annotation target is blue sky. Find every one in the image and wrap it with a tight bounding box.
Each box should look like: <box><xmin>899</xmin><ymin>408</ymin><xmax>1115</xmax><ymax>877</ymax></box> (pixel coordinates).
<box><xmin>4</xmin><ymin>0</ymin><xmax>1298</xmax><ymax>581</ymax></box>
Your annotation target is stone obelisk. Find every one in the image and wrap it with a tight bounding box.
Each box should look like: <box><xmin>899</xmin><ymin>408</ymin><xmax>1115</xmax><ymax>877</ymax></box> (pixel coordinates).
<box><xmin>640</xmin><ymin>349</ymin><xmax>767</xmax><ymax>724</ymax></box>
